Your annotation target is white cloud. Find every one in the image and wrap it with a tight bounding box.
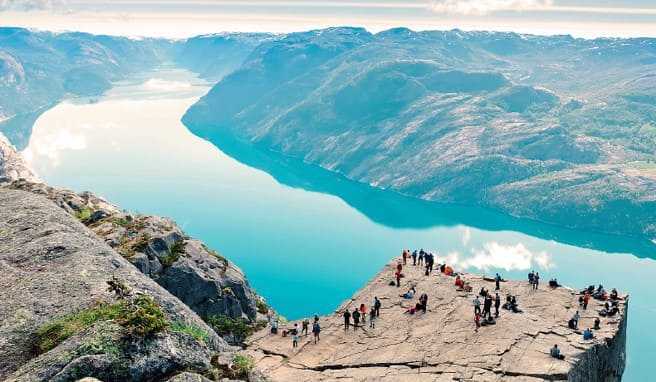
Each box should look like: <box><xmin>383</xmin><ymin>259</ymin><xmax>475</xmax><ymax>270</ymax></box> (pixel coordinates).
<box><xmin>0</xmin><ymin>0</ymin><xmax>66</xmax><ymax>11</ymax></box>
<box><xmin>437</xmin><ymin>241</ymin><xmax>553</xmax><ymax>271</ymax></box>
<box><xmin>430</xmin><ymin>0</ymin><xmax>553</xmax><ymax>15</ymax></box>
<box><xmin>461</xmin><ymin>227</ymin><xmax>471</xmax><ymax>247</ymax></box>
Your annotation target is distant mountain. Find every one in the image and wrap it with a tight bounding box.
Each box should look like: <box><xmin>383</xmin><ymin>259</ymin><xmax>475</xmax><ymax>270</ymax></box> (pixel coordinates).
<box><xmin>0</xmin><ymin>27</ymin><xmax>172</xmax><ymax>149</ymax></box>
<box><xmin>174</xmin><ymin>32</ymin><xmax>276</xmax><ymax>80</ymax></box>
<box><xmin>183</xmin><ymin>27</ymin><xmax>656</xmax><ymax>239</ymax></box>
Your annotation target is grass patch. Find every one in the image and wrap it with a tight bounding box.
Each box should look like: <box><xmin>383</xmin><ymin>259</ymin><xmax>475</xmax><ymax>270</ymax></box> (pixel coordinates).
<box><xmin>35</xmin><ymin>293</ymin><xmax>168</xmax><ymax>354</ymax></box>
<box><xmin>206</xmin><ymin>315</ymin><xmax>253</xmax><ymax>342</ymax></box>
<box><xmin>35</xmin><ymin>302</ymin><xmax>124</xmax><ymax>354</ymax></box>
<box><xmin>171</xmin><ymin>321</ymin><xmax>210</xmax><ymax>344</ymax></box>
<box><xmin>232</xmin><ymin>354</ymin><xmax>254</xmax><ymax>379</ymax></box>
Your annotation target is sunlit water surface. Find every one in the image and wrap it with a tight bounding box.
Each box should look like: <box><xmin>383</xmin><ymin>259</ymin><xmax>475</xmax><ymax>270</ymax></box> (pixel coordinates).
<box><xmin>24</xmin><ymin>68</ymin><xmax>656</xmax><ymax>381</ymax></box>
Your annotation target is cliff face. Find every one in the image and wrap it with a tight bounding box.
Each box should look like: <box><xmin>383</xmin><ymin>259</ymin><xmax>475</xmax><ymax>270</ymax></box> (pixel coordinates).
<box><xmin>0</xmin><ymin>188</ymin><xmax>226</xmax><ymax>381</ymax></box>
<box><xmin>0</xmin><ymin>133</ymin><xmax>37</xmax><ymax>183</ymax></box>
<box><xmin>245</xmin><ymin>258</ymin><xmax>627</xmax><ymax>381</ymax></box>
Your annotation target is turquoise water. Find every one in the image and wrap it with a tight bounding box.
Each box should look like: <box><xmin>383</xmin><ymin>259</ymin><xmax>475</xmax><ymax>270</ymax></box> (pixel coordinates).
<box><xmin>24</xmin><ymin>68</ymin><xmax>656</xmax><ymax>381</ymax></box>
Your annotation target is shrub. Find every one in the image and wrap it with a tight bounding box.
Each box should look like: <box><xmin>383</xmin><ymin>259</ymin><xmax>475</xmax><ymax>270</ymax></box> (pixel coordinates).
<box><xmin>231</xmin><ymin>354</ymin><xmax>254</xmax><ymax>379</ymax></box>
<box><xmin>118</xmin><ymin>294</ymin><xmax>168</xmax><ymax>336</ymax></box>
<box><xmin>171</xmin><ymin>321</ymin><xmax>210</xmax><ymax>344</ymax></box>
<box><xmin>206</xmin><ymin>315</ymin><xmax>253</xmax><ymax>342</ymax></box>
<box><xmin>256</xmin><ymin>300</ymin><xmax>268</xmax><ymax>315</ymax></box>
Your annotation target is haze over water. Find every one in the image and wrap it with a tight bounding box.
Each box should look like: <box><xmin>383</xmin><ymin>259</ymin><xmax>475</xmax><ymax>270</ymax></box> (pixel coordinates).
<box><xmin>24</xmin><ymin>68</ymin><xmax>656</xmax><ymax>381</ymax></box>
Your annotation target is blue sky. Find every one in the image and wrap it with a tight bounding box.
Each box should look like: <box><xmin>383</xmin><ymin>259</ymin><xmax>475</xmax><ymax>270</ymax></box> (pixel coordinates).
<box><xmin>1</xmin><ymin>0</ymin><xmax>655</xmax><ymax>38</ymax></box>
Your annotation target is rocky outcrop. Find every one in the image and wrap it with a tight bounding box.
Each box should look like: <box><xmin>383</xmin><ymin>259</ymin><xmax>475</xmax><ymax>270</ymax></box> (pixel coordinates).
<box><xmin>245</xmin><ymin>257</ymin><xmax>627</xmax><ymax>381</ymax></box>
<box><xmin>5</xmin><ymin>179</ymin><xmax>261</xmax><ymax>325</ymax></box>
<box><xmin>0</xmin><ymin>188</ymin><xmax>228</xmax><ymax>381</ymax></box>
<box><xmin>0</xmin><ymin>133</ymin><xmax>37</xmax><ymax>183</ymax></box>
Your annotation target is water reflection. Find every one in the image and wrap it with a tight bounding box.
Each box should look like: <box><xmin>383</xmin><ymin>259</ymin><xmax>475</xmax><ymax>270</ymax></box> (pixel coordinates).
<box><xmin>438</xmin><ymin>241</ymin><xmax>553</xmax><ymax>272</ymax></box>
<box><xmin>185</xmin><ymin>123</ymin><xmax>656</xmax><ymax>259</ymax></box>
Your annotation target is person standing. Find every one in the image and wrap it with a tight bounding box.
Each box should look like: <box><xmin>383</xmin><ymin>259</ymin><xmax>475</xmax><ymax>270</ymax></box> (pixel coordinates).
<box><xmin>352</xmin><ymin>308</ymin><xmax>361</xmax><ymax>330</ymax></box>
<box><xmin>359</xmin><ymin>303</ymin><xmax>367</xmax><ymax>324</ymax></box>
<box><xmin>483</xmin><ymin>295</ymin><xmax>492</xmax><ymax>319</ymax></box>
<box><xmin>534</xmin><ymin>272</ymin><xmax>540</xmax><ymax>290</ymax></box>
<box><xmin>343</xmin><ymin>310</ymin><xmax>351</xmax><ymax>331</ymax></box>
<box><xmin>292</xmin><ymin>323</ymin><xmax>299</xmax><ymax>348</ymax></box>
<box><xmin>374</xmin><ymin>296</ymin><xmax>382</xmax><ymax>317</ymax></box>
<box><xmin>495</xmin><ymin>273</ymin><xmax>501</xmax><ymax>291</ymax></box>
<box><xmin>302</xmin><ymin>318</ymin><xmax>309</xmax><ymax>336</ymax></box>
<box><xmin>474</xmin><ymin>312</ymin><xmax>481</xmax><ymax>332</ymax></box>
<box><xmin>494</xmin><ymin>293</ymin><xmax>501</xmax><ymax>318</ymax></box>
<box><xmin>395</xmin><ymin>270</ymin><xmax>401</xmax><ymax>287</ymax></box>
<box><xmin>402</xmin><ymin>250</ymin><xmax>408</xmax><ymax>265</ymax></box>
<box><xmin>312</xmin><ymin>320</ymin><xmax>321</xmax><ymax>344</ymax></box>
<box><xmin>473</xmin><ymin>296</ymin><xmax>481</xmax><ymax>316</ymax></box>
<box><xmin>583</xmin><ymin>292</ymin><xmax>590</xmax><ymax>310</ymax></box>
<box><xmin>412</xmin><ymin>250</ymin><xmax>417</xmax><ymax>266</ymax></box>
<box><xmin>369</xmin><ymin>306</ymin><xmax>377</xmax><ymax>328</ymax></box>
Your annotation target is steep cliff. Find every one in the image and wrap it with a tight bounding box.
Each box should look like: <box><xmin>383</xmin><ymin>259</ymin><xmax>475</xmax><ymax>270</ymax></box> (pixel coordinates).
<box><xmin>246</xmin><ymin>258</ymin><xmax>627</xmax><ymax>381</ymax></box>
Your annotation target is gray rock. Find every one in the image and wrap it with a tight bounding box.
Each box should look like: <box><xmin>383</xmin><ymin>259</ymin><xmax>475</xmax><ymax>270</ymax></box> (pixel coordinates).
<box><xmin>0</xmin><ymin>189</ymin><xmax>226</xmax><ymax>381</ymax></box>
<box><xmin>166</xmin><ymin>372</ymin><xmax>214</xmax><ymax>382</ymax></box>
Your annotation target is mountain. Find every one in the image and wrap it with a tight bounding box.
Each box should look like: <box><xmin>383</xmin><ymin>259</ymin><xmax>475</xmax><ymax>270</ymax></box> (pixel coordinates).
<box><xmin>0</xmin><ymin>27</ymin><xmax>172</xmax><ymax>149</ymax></box>
<box><xmin>183</xmin><ymin>27</ymin><xmax>656</xmax><ymax>239</ymax></box>
<box><xmin>174</xmin><ymin>32</ymin><xmax>276</xmax><ymax>80</ymax></box>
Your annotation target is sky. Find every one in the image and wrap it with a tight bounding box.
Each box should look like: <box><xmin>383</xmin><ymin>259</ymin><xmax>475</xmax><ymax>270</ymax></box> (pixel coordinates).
<box><xmin>0</xmin><ymin>0</ymin><xmax>655</xmax><ymax>39</ymax></box>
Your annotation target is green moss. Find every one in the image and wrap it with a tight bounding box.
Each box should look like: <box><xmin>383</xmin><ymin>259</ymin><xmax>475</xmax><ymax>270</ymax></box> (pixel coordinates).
<box><xmin>35</xmin><ymin>293</ymin><xmax>168</xmax><ymax>354</ymax></box>
<box><xmin>231</xmin><ymin>354</ymin><xmax>254</xmax><ymax>379</ymax></box>
<box><xmin>170</xmin><ymin>321</ymin><xmax>210</xmax><ymax>344</ymax></box>
<box><xmin>206</xmin><ymin>315</ymin><xmax>253</xmax><ymax>341</ymax></box>
<box><xmin>160</xmin><ymin>240</ymin><xmax>185</xmax><ymax>267</ymax></box>
<box><xmin>74</xmin><ymin>207</ymin><xmax>93</xmax><ymax>222</ymax></box>
<box><xmin>35</xmin><ymin>302</ymin><xmax>124</xmax><ymax>354</ymax></box>
<box><xmin>76</xmin><ymin>332</ymin><xmax>122</xmax><ymax>358</ymax></box>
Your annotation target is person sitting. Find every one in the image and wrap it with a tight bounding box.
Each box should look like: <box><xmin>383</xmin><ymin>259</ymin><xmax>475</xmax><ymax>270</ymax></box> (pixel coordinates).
<box><xmin>400</xmin><ymin>287</ymin><xmax>416</xmax><ymax>299</ymax></box>
<box><xmin>550</xmin><ymin>344</ymin><xmax>565</xmax><ymax>360</ymax></box>
<box><xmin>463</xmin><ymin>282</ymin><xmax>473</xmax><ymax>293</ymax></box>
<box><xmin>593</xmin><ymin>285</ymin><xmax>607</xmax><ymax>300</ymax></box>
<box><xmin>418</xmin><ymin>293</ymin><xmax>428</xmax><ymax>313</ymax></box>
<box><xmin>594</xmin><ymin>317</ymin><xmax>601</xmax><ymax>330</ymax></box>
<box><xmin>583</xmin><ymin>328</ymin><xmax>594</xmax><ymax>340</ymax></box>
<box><xmin>481</xmin><ymin>315</ymin><xmax>496</xmax><ymax>326</ymax></box>
<box><xmin>440</xmin><ymin>263</ymin><xmax>446</xmax><ymax>273</ymax></box>
<box><xmin>549</xmin><ymin>278</ymin><xmax>560</xmax><ymax>288</ymax></box>
<box><xmin>569</xmin><ymin>311</ymin><xmax>580</xmax><ymax>329</ymax></box>
<box><xmin>610</xmin><ymin>288</ymin><xmax>619</xmax><ymax>300</ymax></box>
<box><xmin>455</xmin><ymin>275</ymin><xmax>465</xmax><ymax>289</ymax></box>
<box><xmin>444</xmin><ymin>265</ymin><xmax>454</xmax><ymax>276</ymax></box>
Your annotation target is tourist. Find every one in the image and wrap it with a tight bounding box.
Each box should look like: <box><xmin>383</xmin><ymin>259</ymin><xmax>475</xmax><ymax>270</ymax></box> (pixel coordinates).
<box><xmin>395</xmin><ymin>270</ymin><xmax>402</xmax><ymax>287</ymax></box>
<box><xmin>369</xmin><ymin>306</ymin><xmax>377</xmax><ymax>328</ymax></box>
<box><xmin>314</xmin><ymin>314</ymin><xmax>319</xmax><ymax>323</ymax></box>
<box><xmin>455</xmin><ymin>275</ymin><xmax>464</xmax><ymax>289</ymax></box>
<box><xmin>400</xmin><ymin>287</ymin><xmax>416</xmax><ymax>299</ymax></box>
<box><xmin>302</xmin><ymin>318</ymin><xmax>309</xmax><ymax>336</ymax></box>
<box><xmin>494</xmin><ymin>293</ymin><xmax>501</xmax><ymax>318</ymax></box>
<box><xmin>533</xmin><ymin>272</ymin><xmax>540</xmax><ymax>290</ymax></box>
<box><xmin>583</xmin><ymin>328</ymin><xmax>594</xmax><ymax>340</ymax></box>
<box><xmin>594</xmin><ymin>317</ymin><xmax>601</xmax><ymax>330</ymax></box>
<box><xmin>402</xmin><ymin>250</ymin><xmax>408</xmax><ymax>265</ymax></box>
<box><xmin>483</xmin><ymin>295</ymin><xmax>492</xmax><ymax>319</ymax></box>
<box><xmin>419</xmin><ymin>293</ymin><xmax>428</xmax><ymax>313</ymax></box>
<box><xmin>352</xmin><ymin>308</ymin><xmax>361</xmax><ymax>330</ymax></box>
<box><xmin>495</xmin><ymin>273</ymin><xmax>501</xmax><ymax>291</ymax></box>
<box><xmin>479</xmin><ymin>287</ymin><xmax>488</xmax><ymax>298</ymax></box>
<box><xmin>312</xmin><ymin>320</ymin><xmax>321</xmax><ymax>344</ymax></box>
<box><xmin>412</xmin><ymin>250</ymin><xmax>417</xmax><ymax>265</ymax></box>
<box><xmin>528</xmin><ymin>270</ymin><xmax>535</xmax><ymax>285</ymax></box>
<box><xmin>583</xmin><ymin>292</ymin><xmax>590</xmax><ymax>310</ymax></box>
<box><xmin>473</xmin><ymin>296</ymin><xmax>481</xmax><ymax>315</ymax></box>
<box><xmin>374</xmin><ymin>296</ymin><xmax>382</xmax><ymax>317</ymax></box>
<box><xmin>610</xmin><ymin>288</ymin><xmax>619</xmax><ymax>300</ymax></box>
<box><xmin>292</xmin><ymin>323</ymin><xmax>299</xmax><ymax>348</ymax></box>
<box><xmin>549</xmin><ymin>278</ymin><xmax>560</xmax><ymax>288</ymax></box>
<box><xmin>569</xmin><ymin>311</ymin><xmax>580</xmax><ymax>330</ymax></box>
<box><xmin>418</xmin><ymin>250</ymin><xmax>424</xmax><ymax>265</ymax></box>
<box><xmin>550</xmin><ymin>344</ymin><xmax>565</xmax><ymax>360</ymax></box>
<box><xmin>343</xmin><ymin>310</ymin><xmax>351</xmax><ymax>331</ymax></box>
<box><xmin>360</xmin><ymin>303</ymin><xmax>367</xmax><ymax>323</ymax></box>
<box><xmin>474</xmin><ymin>312</ymin><xmax>481</xmax><ymax>332</ymax></box>
<box><xmin>271</xmin><ymin>318</ymin><xmax>278</xmax><ymax>335</ymax></box>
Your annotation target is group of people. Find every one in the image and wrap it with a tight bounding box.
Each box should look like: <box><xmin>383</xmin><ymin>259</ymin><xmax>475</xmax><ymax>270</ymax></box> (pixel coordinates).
<box><xmin>527</xmin><ymin>270</ymin><xmax>540</xmax><ymax>290</ymax></box>
<box><xmin>343</xmin><ymin>297</ymin><xmax>382</xmax><ymax>331</ymax></box>
<box><xmin>274</xmin><ymin>314</ymin><xmax>322</xmax><ymax>348</ymax></box>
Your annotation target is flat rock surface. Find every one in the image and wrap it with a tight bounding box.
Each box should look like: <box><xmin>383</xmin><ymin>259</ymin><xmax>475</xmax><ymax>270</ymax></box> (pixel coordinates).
<box><xmin>245</xmin><ymin>258</ymin><xmax>626</xmax><ymax>381</ymax></box>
